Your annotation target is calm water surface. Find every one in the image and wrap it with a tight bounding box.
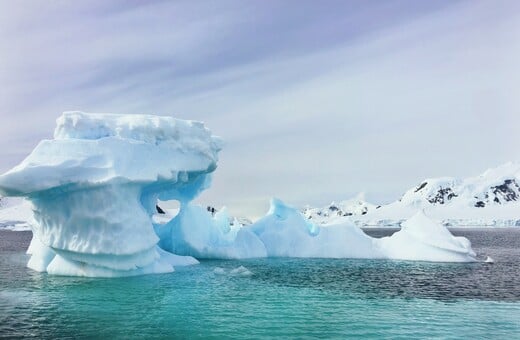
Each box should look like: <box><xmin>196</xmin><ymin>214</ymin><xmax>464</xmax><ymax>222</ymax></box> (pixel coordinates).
<box><xmin>1</xmin><ymin>229</ymin><xmax>519</xmax><ymax>339</ymax></box>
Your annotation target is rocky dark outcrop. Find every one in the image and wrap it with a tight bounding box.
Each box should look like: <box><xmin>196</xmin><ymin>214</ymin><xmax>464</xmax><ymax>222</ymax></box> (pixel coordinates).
<box><xmin>428</xmin><ymin>187</ymin><xmax>458</xmax><ymax>205</ymax></box>
<box><xmin>415</xmin><ymin>182</ymin><xmax>428</xmax><ymax>192</ymax></box>
<box><xmin>490</xmin><ymin>179</ymin><xmax>519</xmax><ymax>203</ymax></box>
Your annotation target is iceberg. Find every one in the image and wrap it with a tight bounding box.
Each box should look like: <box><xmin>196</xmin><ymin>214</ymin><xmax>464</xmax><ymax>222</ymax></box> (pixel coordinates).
<box><xmin>248</xmin><ymin>199</ymin><xmax>383</xmax><ymax>258</ymax></box>
<box><xmin>170</xmin><ymin>198</ymin><xmax>476</xmax><ymax>262</ymax></box>
<box><xmin>0</xmin><ymin>112</ymin><xmax>222</xmax><ymax>276</ymax></box>
<box><xmin>377</xmin><ymin>210</ymin><xmax>477</xmax><ymax>262</ymax></box>
<box><xmin>0</xmin><ymin>112</ymin><xmax>478</xmax><ymax>277</ymax></box>
<box><xmin>160</xmin><ymin>203</ymin><xmax>267</xmax><ymax>259</ymax></box>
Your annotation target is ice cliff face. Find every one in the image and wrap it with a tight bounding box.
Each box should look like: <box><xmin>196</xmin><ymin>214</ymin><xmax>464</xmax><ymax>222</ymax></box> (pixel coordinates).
<box><xmin>0</xmin><ymin>112</ymin><xmax>221</xmax><ymax>276</ymax></box>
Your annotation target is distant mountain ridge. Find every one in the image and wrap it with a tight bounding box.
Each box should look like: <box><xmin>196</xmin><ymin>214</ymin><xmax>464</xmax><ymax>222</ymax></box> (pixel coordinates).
<box><xmin>302</xmin><ymin>193</ymin><xmax>378</xmax><ymax>225</ymax></box>
<box><xmin>0</xmin><ymin>197</ymin><xmax>34</xmax><ymax>230</ymax></box>
<box><xmin>304</xmin><ymin>162</ymin><xmax>520</xmax><ymax>227</ymax></box>
<box><xmin>399</xmin><ymin>162</ymin><xmax>520</xmax><ymax>208</ymax></box>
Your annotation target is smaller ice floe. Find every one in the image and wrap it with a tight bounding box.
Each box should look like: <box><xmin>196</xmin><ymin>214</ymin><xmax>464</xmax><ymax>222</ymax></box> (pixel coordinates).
<box><xmin>377</xmin><ymin>210</ymin><xmax>477</xmax><ymax>262</ymax></box>
<box><xmin>485</xmin><ymin>256</ymin><xmax>494</xmax><ymax>263</ymax></box>
<box><xmin>213</xmin><ymin>266</ymin><xmax>253</xmax><ymax>277</ymax></box>
<box><xmin>213</xmin><ymin>267</ymin><xmax>226</xmax><ymax>275</ymax></box>
<box><xmin>230</xmin><ymin>266</ymin><xmax>253</xmax><ymax>276</ymax></box>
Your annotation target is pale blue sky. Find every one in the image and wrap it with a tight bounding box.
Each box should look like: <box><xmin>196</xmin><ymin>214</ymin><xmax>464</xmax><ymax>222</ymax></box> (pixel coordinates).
<box><xmin>1</xmin><ymin>0</ymin><xmax>519</xmax><ymax>217</ymax></box>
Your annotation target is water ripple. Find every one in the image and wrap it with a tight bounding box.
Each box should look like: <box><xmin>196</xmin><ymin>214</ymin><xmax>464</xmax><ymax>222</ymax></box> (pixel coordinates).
<box><xmin>1</xmin><ymin>229</ymin><xmax>519</xmax><ymax>338</ymax></box>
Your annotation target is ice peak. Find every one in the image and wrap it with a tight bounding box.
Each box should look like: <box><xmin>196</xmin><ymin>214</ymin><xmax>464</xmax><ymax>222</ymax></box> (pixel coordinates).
<box><xmin>268</xmin><ymin>198</ymin><xmax>293</xmax><ymax>220</ymax></box>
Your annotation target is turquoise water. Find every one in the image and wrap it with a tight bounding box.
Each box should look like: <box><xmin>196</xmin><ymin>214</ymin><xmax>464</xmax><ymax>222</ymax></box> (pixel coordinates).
<box><xmin>1</xmin><ymin>230</ymin><xmax>520</xmax><ymax>339</ymax></box>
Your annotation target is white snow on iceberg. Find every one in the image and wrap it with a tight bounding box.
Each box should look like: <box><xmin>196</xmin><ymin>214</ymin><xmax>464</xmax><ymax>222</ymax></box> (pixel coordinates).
<box><xmin>0</xmin><ymin>112</ymin><xmax>478</xmax><ymax>277</ymax></box>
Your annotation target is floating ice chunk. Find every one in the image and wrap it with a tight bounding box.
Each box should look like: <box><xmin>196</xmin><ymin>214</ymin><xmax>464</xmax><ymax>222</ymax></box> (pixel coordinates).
<box><xmin>485</xmin><ymin>256</ymin><xmax>494</xmax><ymax>263</ymax></box>
<box><xmin>212</xmin><ymin>266</ymin><xmax>252</xmax><ymax>276</ymax></box>
<box><xmin>164</xmin><ymin>199</ymin><xmax>479</xmax><ymax>262</ymax></box>
<box><xmin>248</xmin><ymin>198</ymin><xmax>383</xmax><ymax>258</ymax></box>
<box><xmin>230</xmin><ymin>266</ymin><xmax>253</xmax><ymax>276</ymax></box>
<box><xmin>213</xmin><ymin>267</ymin><xmax>226</xmax><ymax>275</ymax></box>
<box><xmin>165</xmin><ymin>199</ymin><xmax>477</xmax><ymax>262</ymax></box>
<box><xmin>377</xmin><ymin>211</ymin><xmax>477</xmax><ymax>262</ymax></box>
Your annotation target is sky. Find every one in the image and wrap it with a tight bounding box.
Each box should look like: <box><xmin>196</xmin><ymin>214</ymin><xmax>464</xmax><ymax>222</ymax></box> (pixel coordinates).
<box><xmin>0</xmin><ymin>0</ymin><xmax>519</xmax><ymax>218</ymax></box>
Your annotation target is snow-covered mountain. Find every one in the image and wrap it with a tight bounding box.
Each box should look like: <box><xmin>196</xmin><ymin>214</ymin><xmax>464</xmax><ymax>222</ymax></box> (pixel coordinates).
<box><xmin>305</xmin><ymin>162</ymin><xmax>520</xmax><ymax>227</ymax></box>
<box><xmin>398</xmin><ymin>162</ymin><xmax>520</xmax><ymax>208</ymax></box>
<box><xmin>302</xmin><ymin>193</ymin><xmax>378</xmax><ymax>225</ymax></box>
<box><xmin>0</xmin><ymin>197</ymin><xmax>35</xmax><ymax>230</ymax></box>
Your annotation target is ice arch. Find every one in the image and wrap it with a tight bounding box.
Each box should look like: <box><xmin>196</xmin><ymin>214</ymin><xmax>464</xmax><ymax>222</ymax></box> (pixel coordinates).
<box><xmin>0</xmin><ymin>112</ymin><xmax>221</xmax><ymax>276</ymax></box>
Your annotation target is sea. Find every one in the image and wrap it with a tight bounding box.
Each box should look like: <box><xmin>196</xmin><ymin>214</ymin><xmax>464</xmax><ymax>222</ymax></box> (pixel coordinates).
<box><xmin>1</xmin><ymin>228</ymin><xmax>519</xmax><ymax>339</ymax></box>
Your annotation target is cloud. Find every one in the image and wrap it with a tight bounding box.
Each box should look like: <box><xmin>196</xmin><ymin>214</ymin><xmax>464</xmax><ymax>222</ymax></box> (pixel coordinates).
<box><xmin>0</xmin><ymin>0</ymin><xmax>519</xmax><ymax>218</ymax></box>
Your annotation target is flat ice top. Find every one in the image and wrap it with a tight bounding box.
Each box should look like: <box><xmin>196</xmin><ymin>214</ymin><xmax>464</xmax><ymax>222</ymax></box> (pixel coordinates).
<box><xmin>54</xmin><ymin>112</ymin><xmax>221</xmax><ymax>146</ymax></box>
<box><xmin>0</xmin><ymin>112</ymin><xmax>222</xmax><ymax>196</ymax></box>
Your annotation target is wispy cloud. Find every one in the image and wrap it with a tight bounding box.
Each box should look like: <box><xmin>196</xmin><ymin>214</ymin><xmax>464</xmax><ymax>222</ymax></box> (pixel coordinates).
<box><xmin>0</xmin><ymin>0</ymin><xmax>519</xmax><ymax>218</ymax></box>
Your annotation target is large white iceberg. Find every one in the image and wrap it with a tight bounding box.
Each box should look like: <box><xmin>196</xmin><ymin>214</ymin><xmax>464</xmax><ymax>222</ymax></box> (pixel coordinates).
<box><xmin>0</xmin><ymin>112</ymin><xmax>220</xmax><ymax>276</ymax></box>
<box><xmin>0</xmin><ymin>112</ymin><xmax>478</xmax><ymax>277</ymax></box>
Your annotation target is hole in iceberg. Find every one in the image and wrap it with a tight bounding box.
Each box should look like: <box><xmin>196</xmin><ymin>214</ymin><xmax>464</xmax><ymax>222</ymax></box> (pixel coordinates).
<box><xmin>152</xmin><ymin>199</ymin><xmax>181</xmax><ymax>225</ymax></box>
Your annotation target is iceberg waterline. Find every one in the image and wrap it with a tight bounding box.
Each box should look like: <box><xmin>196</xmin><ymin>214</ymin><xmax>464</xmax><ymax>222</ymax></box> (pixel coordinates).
<box><xmin>0</xmin><ymin>112</ymin><xmax>477</xmax><ymax>277</ymax></box>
